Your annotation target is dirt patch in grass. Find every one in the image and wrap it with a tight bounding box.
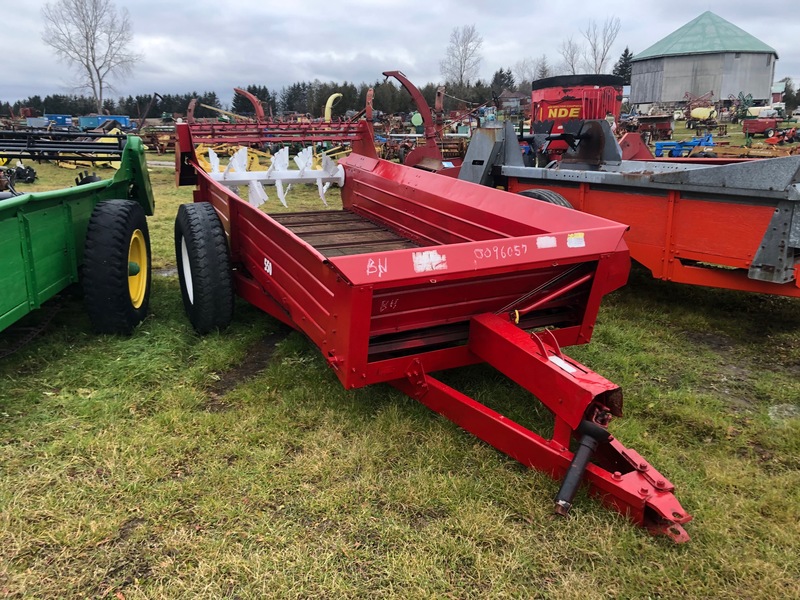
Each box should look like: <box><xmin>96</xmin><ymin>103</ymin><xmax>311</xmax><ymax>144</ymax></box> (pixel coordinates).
<box><xmin>768</xmin><ymin>403</ymin><xmax>800</xmax><ymax>422</ymax></box>
<box><xmin>682</xmin><ymin>329</ymin><xmax>760</xmax><ymax>410</ymax></box>
<box><xmin>204</xmin><ymin>329</ymin><xmax>291</xmax><ymax>410</ymax></box>
<box><xmin>739</xmin><ymin>441</ymin><xmax>800</xmax><ymax>473</ymax></box>
<box><xmin>95</xmin><ymin>539</ymin><xmax>155</xmax><ymax>597</ymax></box>
<box><xmin>712</xmin><ymin>363</ymin><xmax>757</xmax><ymax>411</ymax></box>
<box><xmin>683</xmin><ymin>329</ymin><xmax>735</xmax><ymax>352</ymax></box>
<box><xmin>117</xmin><ymin>517</ymin><xmax>147</xmax><ymax>541</ymax></box>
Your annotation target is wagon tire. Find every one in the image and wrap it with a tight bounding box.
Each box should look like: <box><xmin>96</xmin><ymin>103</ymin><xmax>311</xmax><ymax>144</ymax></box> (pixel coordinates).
<box><xmin>83</xmin><ymin>199</ymin><xmax>151</xmax><ymax>334</ymax></box>
<box><xmin>517</xmin><ymin>189</ymin><xmax>574</xmax><ymax>209</ymax></box>
<box><xmin>75</xmin><ymin>171</ymin><xmax>101</xmax><ymax>186</ymax></box>
<box><xmin>174</xmin><ymin>202</ymin><xmax>234</xmax><ymax>334</ymax></box>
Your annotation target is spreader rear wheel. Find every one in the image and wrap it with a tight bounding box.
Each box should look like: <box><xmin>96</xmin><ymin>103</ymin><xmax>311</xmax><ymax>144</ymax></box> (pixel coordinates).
<box><xmin>83</xmin><ymin>199</ymin><xmax>152</xmax><ymax>334</ymax></box>
<box><xmin>517</xmin><ymin>189</ymin><xmax>574</xmax><ymax>209</ymax></box>
<box><xmin>174</xmin><ymin>202</ymin><xmax>234</xmax><ymax>334</ymax></box>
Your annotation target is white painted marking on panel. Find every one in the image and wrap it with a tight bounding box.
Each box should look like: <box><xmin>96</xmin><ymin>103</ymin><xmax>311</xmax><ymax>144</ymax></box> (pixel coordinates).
<box><xmin>366</xmin><ymin>257</ymin><xmax>388</xmax><ymax>278</ymax></box>
<box><xmin>412</xmin><ymin>250</ymin><xmax>448</xmax><ymax>272</ymax></box>
<box><xmin>537</xmin><ymin>236</ymin><xmax>557</xmax><ymax>249</ymax></box>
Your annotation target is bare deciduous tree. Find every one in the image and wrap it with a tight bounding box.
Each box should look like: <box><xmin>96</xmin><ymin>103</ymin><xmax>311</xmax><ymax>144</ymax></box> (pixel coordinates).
<box><xmin>41</xmin><ymin>0</ymin><xmax>140</xmax><ymax>112</ymax></box>
<box><xmin>514</xmin><ymin>53</ymin><xmax>558</xmax><ymax>88</ymax></box>
<box><xmin>581</xmin><ymin>17</ymin><xmax>621</xmax><ymax>74</ymax></box>
<box><xmin>513</xmin><ymin>57</ymin><xmax>537</xmax><ymax>87</ymax></box>
<box><xmin>440</xmin><ymin>25</ymin><xmax>484</xmax><ymax>86</ymax></box>
<box><xmin>558</xmin><ymin>37</ymin><xmax>582</xmax><ymax>75</ymax></box>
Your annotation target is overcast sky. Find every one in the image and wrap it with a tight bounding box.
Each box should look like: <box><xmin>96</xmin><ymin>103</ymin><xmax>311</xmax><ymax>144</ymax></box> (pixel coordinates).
<box><xmin>5</xmin><ymin>0</ymin><xmax>798</xmax><ymax>108</ymax></box>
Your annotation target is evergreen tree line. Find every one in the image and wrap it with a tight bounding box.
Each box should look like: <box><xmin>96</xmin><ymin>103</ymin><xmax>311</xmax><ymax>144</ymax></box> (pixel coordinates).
<box><xmin>0</xmin><ymin>91</ymin><xmax>226</xmax><ymax>121</ymax></box>
<box><xmin>237</xmin><ymin>78</ymin><xmax>514</xmax><ymax>118</ymax></box>
<box><xmin>2</xmin><ymin>75</ymin><xmax>527</xmax><ymax>122</ymax></box>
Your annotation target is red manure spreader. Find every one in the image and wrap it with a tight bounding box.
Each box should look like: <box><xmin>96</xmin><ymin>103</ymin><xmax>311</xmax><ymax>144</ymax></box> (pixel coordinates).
<box><xmin>173</xmin><ymin>117</ymin><xmax>691</xmax><ymax>542</ymax></box>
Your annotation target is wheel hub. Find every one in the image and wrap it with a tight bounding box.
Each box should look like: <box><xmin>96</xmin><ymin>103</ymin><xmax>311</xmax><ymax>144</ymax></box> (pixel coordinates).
<box><xmin>128</xmin><ymin>229</ymin><xmax>148</xmax><ymax>308</ymax></box>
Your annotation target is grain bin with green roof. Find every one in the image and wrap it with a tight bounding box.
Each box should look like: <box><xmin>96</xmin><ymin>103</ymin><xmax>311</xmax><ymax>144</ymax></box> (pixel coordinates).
<box><xmin>630</xmin><ymin>11</ymin><xmax>777</xmax><ymax>106</ymax></box>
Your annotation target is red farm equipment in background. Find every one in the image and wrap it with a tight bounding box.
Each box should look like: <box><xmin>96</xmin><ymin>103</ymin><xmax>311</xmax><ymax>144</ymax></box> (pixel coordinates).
<box><xmin>531</xmin><ymin>74</ymin><xmax>624</xmax><ymax>125</ymax></box>
<box><xmin>363</xmin><ymin>70</ymin><xmax>800</xmax><ymax>299</ymax></box>
<box><xmin>459</xmin><ymin>119</ymin><xmax>800</xmax><ymax>298</ymax></box>
<box><xmin>529</xmin><ymin>74</ymin><xmax>624</xmax><ymax>161</ymax></box>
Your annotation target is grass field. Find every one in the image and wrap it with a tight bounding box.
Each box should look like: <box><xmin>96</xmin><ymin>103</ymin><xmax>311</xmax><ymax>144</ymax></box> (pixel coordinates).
<box><xmin>1</xmin><ymin>150</ymin><xmax>799</xmax><ymax>599</ymax></box>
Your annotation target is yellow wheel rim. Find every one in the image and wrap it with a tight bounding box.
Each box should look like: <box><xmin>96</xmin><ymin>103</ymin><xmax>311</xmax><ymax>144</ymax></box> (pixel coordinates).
<box><xmin>128</xmin><ymin>229</ymin><xmax>148</xmax><ymax>308</ymax></box>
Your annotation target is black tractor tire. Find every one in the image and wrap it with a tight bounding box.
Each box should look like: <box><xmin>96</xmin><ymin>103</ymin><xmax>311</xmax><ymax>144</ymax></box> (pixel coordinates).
<box><xmin>517</xmin><ymin>189</ymin><xmax>574</xmax><ymax>209</ymax></box>
<box><xmin>83</xmin><ymin>200</ymin><xmax>152</xmax><ymax>334</ymax></box>
<box><xmin>15</xmin><ymin>165</ymin><xmax>37</xmax><ymax>183</ymax></box>
<box><xmin>174</xmin><ymin>202</ymin><xmax>234</xmax><ymax>334</ymax></box>
<box><xmin>764</xmin><ymin>129</ymin><xmax>776</xmax><ymax>138</ymax></box>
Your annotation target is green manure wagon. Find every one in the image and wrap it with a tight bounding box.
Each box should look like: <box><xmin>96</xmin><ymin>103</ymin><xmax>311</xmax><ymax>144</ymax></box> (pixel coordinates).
<box><xmin>0</xmin><ymin>133</ymin><xmax>155</xmax><ymax>335</ymax></box>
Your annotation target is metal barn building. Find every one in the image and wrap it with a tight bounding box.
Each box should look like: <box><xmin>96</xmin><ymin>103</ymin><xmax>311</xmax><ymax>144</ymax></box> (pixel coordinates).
<box><xmin>630</xmin><ymin>11</ymin><xmax>777</xmax><ymax>105</ymax></box>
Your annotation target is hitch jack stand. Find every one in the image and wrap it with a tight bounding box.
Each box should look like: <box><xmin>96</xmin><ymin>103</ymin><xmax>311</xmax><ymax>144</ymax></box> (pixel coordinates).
<box><xmin>554</xmin><ymin>420</ymin><xmax>612</xmax><ymax>516</ymax></box>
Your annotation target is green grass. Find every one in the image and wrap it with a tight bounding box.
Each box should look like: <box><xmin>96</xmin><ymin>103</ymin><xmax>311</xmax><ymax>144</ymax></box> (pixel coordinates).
<box><xmin>1</xmin><ymin>157</ymin><xmax>799</xmax><ymax>598</ymax></box>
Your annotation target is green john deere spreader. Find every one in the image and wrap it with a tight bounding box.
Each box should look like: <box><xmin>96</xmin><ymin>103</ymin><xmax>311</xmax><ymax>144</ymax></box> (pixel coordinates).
<box><xmin>0</xmin><ymin>131</ymin><xmax>155</xmax><ymax>335</ymax></box>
